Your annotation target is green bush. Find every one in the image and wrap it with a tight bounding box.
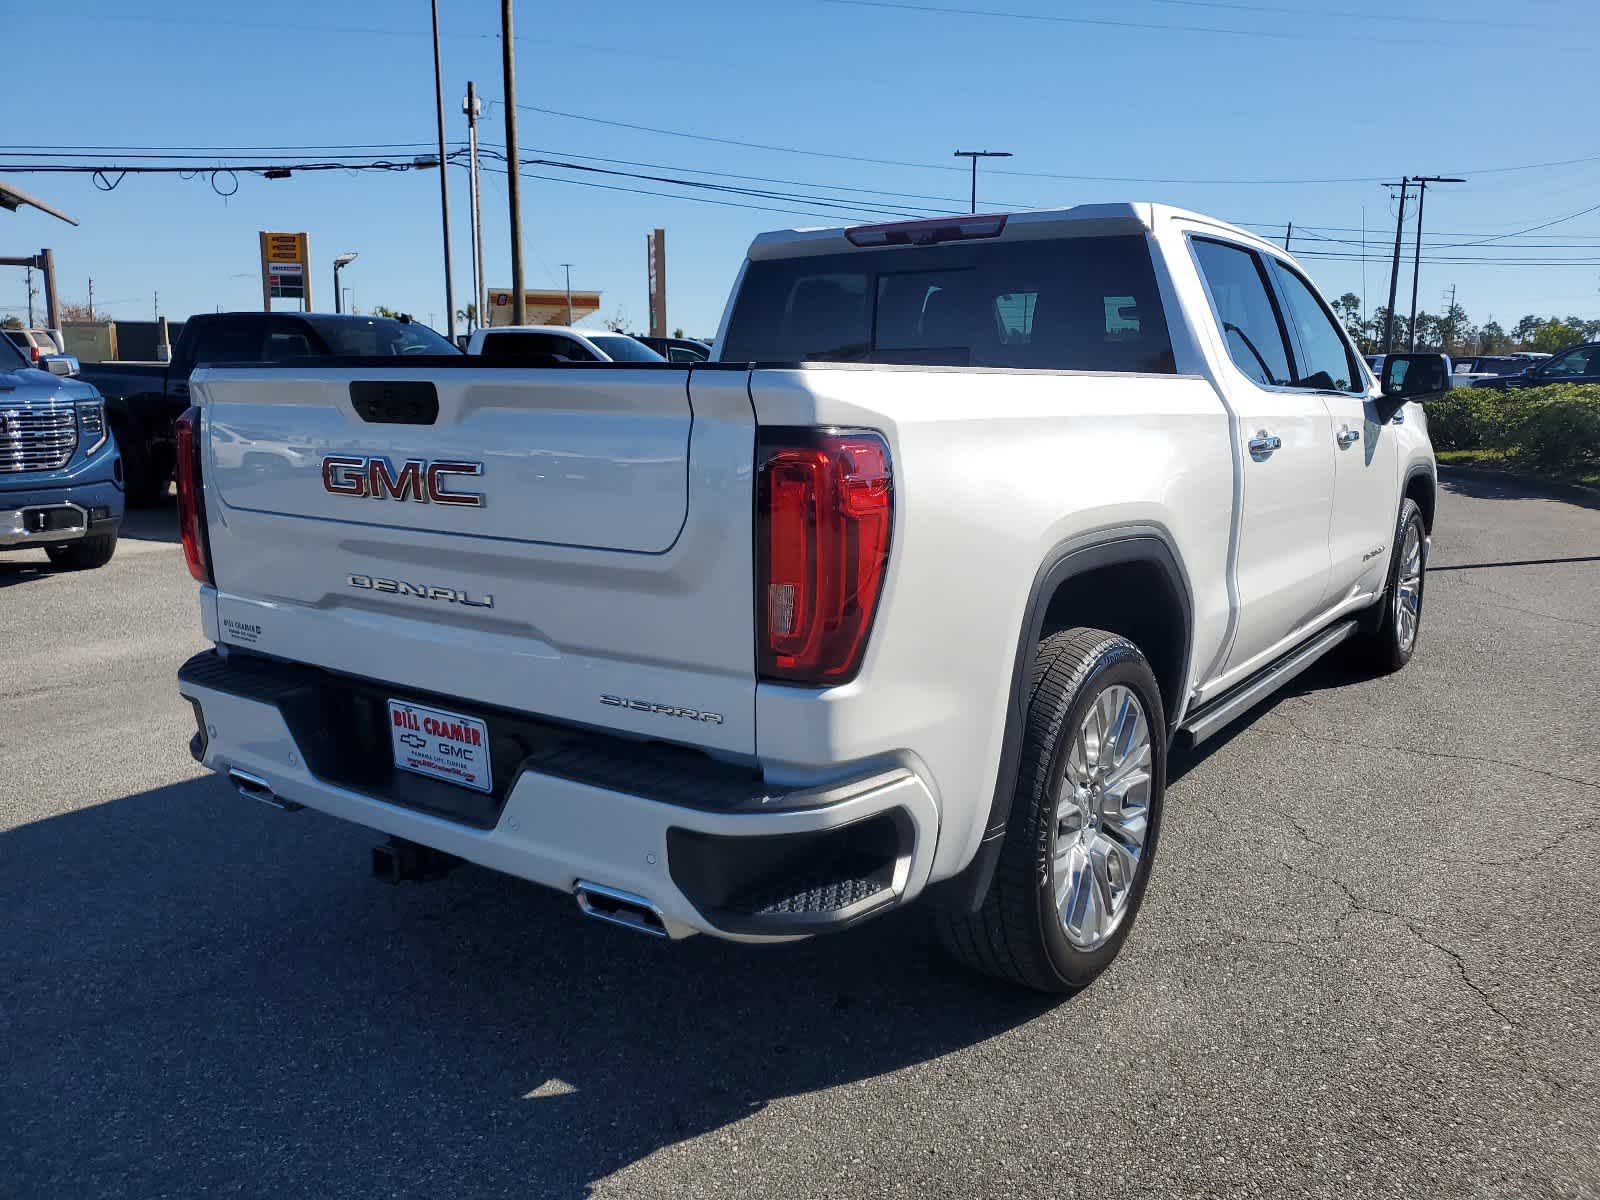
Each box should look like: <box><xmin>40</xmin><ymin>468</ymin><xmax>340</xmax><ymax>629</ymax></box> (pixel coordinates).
<box><xmin>1422</xmin><ymin>389</ymin><xmax>1486</xmax><ymax>450</ymax></box>
<box><xmin>1425</xmin><ymin>384</ymin><xmax>1600</xmax><ymax>476</ymax></box>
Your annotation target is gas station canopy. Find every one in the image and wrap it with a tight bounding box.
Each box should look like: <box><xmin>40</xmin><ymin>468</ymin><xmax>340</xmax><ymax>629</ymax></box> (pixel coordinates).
<box><xmin>485</xmin><ymin>288</ymin><xmax>601</xmax><ymax>327</ymax></box>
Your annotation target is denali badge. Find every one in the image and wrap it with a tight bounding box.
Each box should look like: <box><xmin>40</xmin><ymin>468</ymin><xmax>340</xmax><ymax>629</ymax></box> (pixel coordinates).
<box><xmin>600</xmin><ymin>694</ymin><xmax>725</xmax><ymax>725</ymax></box>
<box><xmin>348</xmin><ymin>573</ymin><xmax>494</xmax><ymax>608</ymax></box>
<box><xmin>322</xmin><ymin>455</ymin><xmax>485</xmax><ymax>507</ymax></box>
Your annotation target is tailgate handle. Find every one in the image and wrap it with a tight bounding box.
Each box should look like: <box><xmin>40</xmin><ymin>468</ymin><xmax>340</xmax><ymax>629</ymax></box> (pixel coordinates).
<box><xmin>350</xmin><ymin>380</ymin><xmax>439</xmax><ymax>425</ymax></box>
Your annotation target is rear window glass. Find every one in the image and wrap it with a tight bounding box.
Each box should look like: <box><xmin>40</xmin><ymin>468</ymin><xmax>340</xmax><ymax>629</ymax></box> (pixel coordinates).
<box><xmin>721</xmin><ymin>234</ymin><xmax>1174</xmax><ymax>373</ymax></box>
<box><xmin>303</xmin><ymin>317</ymin><xmax>458</xmax><ymax>357</ymax></box>
<box><xmin>481</xmin><ymin>331</ymin><xmax>596</xmax><ymax>361</ymax></box>
<box><xmin>586</xmin><ymin>334</ymin><xmax>666</xmax><ymax>363</ymax></box>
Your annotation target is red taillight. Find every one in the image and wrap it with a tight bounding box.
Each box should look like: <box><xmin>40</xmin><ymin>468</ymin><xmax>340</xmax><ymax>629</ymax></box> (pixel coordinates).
<box><xmin>174</xmin><ymin>406</ymin><xmax>212</xmax><ymax>584</ymax></box>
<box><xmin>756</xmin><ymin>429</ymin><xmax>892</xmax><ymax>684</ymax></box>
<box><xmin>29</xmin><ymin>345</ymin><xmax>41</xmax><ymax>362</ymax></box>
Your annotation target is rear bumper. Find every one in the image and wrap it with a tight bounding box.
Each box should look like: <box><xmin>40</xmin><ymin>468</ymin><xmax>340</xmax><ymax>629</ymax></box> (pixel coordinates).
<box><xmin>177</xmin><ymin>650</ymin><xmax>938</xmax><ymax>942</ymax></box>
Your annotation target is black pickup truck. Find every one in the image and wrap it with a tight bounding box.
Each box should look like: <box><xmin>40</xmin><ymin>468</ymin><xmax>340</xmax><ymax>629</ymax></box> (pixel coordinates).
<box><xmin>78</xmin><ymin>312</ymin><xmax>457</xmax><ymax>505</ymax></box>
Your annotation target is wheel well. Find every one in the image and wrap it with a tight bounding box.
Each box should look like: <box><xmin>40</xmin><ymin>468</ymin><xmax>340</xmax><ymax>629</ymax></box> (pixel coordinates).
<box><xmin>1040</xmin><ymin>560</ymin><xmax>1187</xmax><ymax>726</ymax></box>
<box><xmin>1405</xmin><ymin>471</ymin><xmax>1435</xmax><ymax>531</ymax></box>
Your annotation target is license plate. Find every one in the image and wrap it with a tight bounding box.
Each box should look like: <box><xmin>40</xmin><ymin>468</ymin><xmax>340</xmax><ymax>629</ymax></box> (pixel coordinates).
<box><xmin>387</xmin><ymin>699</ymin><xmax>493</xmax><ymax>794</ymax></box>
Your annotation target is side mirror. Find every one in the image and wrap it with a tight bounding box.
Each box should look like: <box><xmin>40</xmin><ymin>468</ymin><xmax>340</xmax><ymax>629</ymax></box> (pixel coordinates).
<box><xmin>1377</xmin><ymin>352</ymin><xmax>1448</xmax><ymax>422</ymax></box>
<box><xmin>43</xmin><ymin>354</ymin><xmax>81</xmax><ymax>378</ymax></box>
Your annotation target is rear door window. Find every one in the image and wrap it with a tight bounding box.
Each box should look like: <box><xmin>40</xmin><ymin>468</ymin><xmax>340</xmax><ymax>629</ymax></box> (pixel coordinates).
<box><xmin>722</xmin><ymin>234</ymin><xmax>1174</xmax><ymax>373</ymax></box>
<box><xmin>1192</xmin><ymin>239</ymin><xmax>1294</xmax><ymax>387</ymax></box>
<box><xmin>185</xmin><ymin>317</ymin><xmax>266</xmax><ymax>366</ymax></box>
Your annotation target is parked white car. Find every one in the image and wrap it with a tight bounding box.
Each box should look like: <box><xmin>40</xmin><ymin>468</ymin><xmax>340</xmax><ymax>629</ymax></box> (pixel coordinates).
<box><xmin>3</xmin><ymin>326</ymin><xmax>65</xmax><ymax>365</ymax></box>
<box><xmin>463</xmin><ymin>324</ymin><xmax>665</xmax><ymax>364</ymax></box>
<box><xmin>177</xmin><ymin>203</ymin><xmax>1439</xmax><ymax>993</ymax></box>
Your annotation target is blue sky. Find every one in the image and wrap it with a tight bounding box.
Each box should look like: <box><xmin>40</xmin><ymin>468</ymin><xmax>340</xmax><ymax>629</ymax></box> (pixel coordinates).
<box><xmin>6</xmin><ymin>0</ymin><xmax>1598</xmax><ymax>339</ymax></box>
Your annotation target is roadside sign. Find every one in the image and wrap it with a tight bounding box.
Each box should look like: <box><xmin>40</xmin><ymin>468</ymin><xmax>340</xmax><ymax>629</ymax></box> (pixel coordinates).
<box><xmin>647</xmin><ymin>228</ymin><xmax>666</xmax><ymax>338</ymax></box>
<box><xmin>259</xmin><ymin>231</ymin><xmax>311</xmax><ymax>311</ymax></box>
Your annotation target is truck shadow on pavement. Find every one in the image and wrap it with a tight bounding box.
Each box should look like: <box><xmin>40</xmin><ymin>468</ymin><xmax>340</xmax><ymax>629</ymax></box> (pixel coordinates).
<box><xmin>118</xmin><ymin>499</ymin><xmax>180</xmax><ymax>545</ymax></box>
<box><xmin>1439</xmin><ymin>468</ymin><xmax>1600</xmax><ymax>512</ymax></box>
<box><xmin>1</xmin><ymin>775</ymin><xmax>1053</xmax><ymax>1198</ymax></box>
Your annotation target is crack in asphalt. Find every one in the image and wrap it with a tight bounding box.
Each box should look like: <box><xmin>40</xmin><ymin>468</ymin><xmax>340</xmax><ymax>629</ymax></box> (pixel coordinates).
<box><xmin>1444</xmin><ymin>573</ymin><xmax>1600</xmax><ymax>631</ymax></box>
<box><xmin>1276</xmin><ymin>854</ymin><xmax>1521</xmax><ymax>1027</ymax></box>
<box><xmin>1263</xmin><ymin>699</ymin><xmax>1600</xmax><ymax>795</ymax></box>
<box><xmin>1179</xmin><ymin>788</ymin><xmax>1523</xmax><ymax>1028</ymax></box>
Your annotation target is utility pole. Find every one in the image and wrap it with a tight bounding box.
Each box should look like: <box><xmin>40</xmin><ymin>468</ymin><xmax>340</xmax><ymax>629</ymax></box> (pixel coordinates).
<box><xmin>464</xmin><ymin>81</ymin><xmax>485</xmax><ymax>328</ymax></box>
<box><xmin>501</xmin><ymin>0</ymin><xmax>526</xmax><ymax>325</ymax></box>
<box><xmin>25</xmin><ymin>266</ymin><xmax>35</xmax><ymax>327</ymax></box>
<box><xmin>1381</xmin><ymin>179</ymin><xmax>1408</xmax><ymax>355</ymax></box>
<box><xmin>87</xmin><ymin>276</ymin><xmax>95</xmax><ymax>321</ymax></box>
<box><xmin>953</xmin><ymin>150</ymin><xmax>1012</xmax><ymax>213</ymax></box>
<box><xmin>40</xmin><ymin>250</ymin><xmax>58</xmax><ymax>330</ymax></box>
<box><xmin>1283</xmin><ymin>222</ymin><xmax>1293</xmax><ymax>251</ymax></box>
<box><xmin>1407</xmin><ymin>175</ymin><xmax>1464</xmax><ymax>352</ymax></box>
<box><xmin>561</xmin><ymin>263</ymin><xmax>573</xmax><ymax>325</ymax></box>
<box><xmin>153</xmin><ymin>291</ymin><xmax>158</xmax><ymax>322</ymax></box>
<box><xmin>430</xmin><ymin>0</ymin><xmax>456</xmax><ymax>340</ymax></box>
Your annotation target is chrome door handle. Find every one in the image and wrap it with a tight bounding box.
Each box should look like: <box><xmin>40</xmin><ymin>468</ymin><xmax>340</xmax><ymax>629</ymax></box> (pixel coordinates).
<box><xmin>1247</xmin><ymin>432</ymin><xmax>1282</xmax><ymax>460</ymax></box>
<box><xmin>1337</xmin><ymin>425</ymin><xmax>1361</xmax><ymax>448</ymax></box>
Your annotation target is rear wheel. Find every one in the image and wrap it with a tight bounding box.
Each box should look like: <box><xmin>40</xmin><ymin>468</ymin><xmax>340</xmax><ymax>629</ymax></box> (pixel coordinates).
<box><xmin>45</xmin><ymin>532</ymin><xmax>117</xmax><ymax>570</ymax></box>
<box><xmin>936</xmin><ymin>629</ymin><xmax>1166</xmax><ymax>993</ymax></box>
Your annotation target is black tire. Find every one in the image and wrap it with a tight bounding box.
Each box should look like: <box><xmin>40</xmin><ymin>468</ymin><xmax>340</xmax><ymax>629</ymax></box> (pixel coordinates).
<box><xmin>936</xmin><ymin>628</ymin><xmax>1167</xmax><ymax>993</ymax></box>
<box><xmin>113</xmin><ymin>421</ymin><xmax>164</xmax><ymax>508</ymax></box>
<box><xmin>45</xmin><ymin>532</ymin><xmax>117</xmax><ymax>570</ymax></box>
<box><xmin>1353</xmin><ymin>497</ymin><xmax>1427</xmax><ymax>675</ymax></box>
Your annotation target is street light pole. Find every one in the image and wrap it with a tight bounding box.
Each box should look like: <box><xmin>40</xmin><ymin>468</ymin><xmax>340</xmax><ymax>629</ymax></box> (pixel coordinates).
<box><xmin>561</xmin><ymin>262</ymin><xmax>573</xmax><ymax>325</ymax></box>
<box><xmin>429</xmin><ymin>0</ymin><xmax>456</xmax><ymax>340</ymax></box>
<box><xmin>333</xmin><ymin>252</ymin><xmax>358</xmax><ymax>314</ymax></box>
<box><xmin>1407</xmin><ymin>175</ymin><xmax>1464</xmax><ymax>352</ymax></box>
<box><xmin>501</xmin><ymin>0</ymin><xmax>527</xmax><ymax>326</ymax></box>
<box><xmin>953</xmin><ymin>150</ymin><xmax>1012</xmax><ymax>213</ymax></box>
<box><xmin>464</xmin><ymin>81</ymin><xmax>485</xmax><ymax>328</ymax></box>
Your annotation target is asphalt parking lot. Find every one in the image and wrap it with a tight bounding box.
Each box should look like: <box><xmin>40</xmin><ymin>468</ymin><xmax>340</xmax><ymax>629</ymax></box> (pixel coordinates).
<box><xmin>3</xmin><ymin>473</ymin><xmax>1597</xmax><ymax>1199</ymax></box>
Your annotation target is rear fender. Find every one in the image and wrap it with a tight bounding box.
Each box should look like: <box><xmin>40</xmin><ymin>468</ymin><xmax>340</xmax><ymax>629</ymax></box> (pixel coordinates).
<box><xmin>924</xmin><ymin>526</ymin><xmax>1193</xmax><ymax>913</ymax></box>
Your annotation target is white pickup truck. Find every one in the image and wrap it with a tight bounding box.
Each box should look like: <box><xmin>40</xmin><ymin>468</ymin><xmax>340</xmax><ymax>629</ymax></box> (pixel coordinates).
<box><xmin>176</xmin><ymin>204</ymin><xmax>1441</xmax><ymax>993</ymax></box>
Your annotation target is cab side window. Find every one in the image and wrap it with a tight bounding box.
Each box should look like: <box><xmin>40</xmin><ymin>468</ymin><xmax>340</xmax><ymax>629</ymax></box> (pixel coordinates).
<box><xmin>1269</xmin><ymin>261</ymin><xmax>1362</xmax><ymax>392</ymax></box>
<box><xmin>1192</xmin><ymin>239</ymin><xmax>1293</xmax><ymax>387</ymax></box>
<box><xmin>1541</xmin><ymin>345</ymin><xmax>1595</xmax><ymax>378</ymax></box>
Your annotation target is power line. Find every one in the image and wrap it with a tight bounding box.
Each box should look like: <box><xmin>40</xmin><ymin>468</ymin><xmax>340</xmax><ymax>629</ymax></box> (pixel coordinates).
<box><xmin>474</xmin><ymin>161</ymin><xmax>893</xmax><ymax>223</ymax></box>
<box><xmin>0</xmin><ymin>142</ymin><xmax>444</xmax><ymax>154</ymax></box>
<box><xmin>1456</xmin><ymin>201</ymin><xmax>1600</xmax><ymax>246</ymax></box>
<box><xmin>506</xmin><ymin>103</ymin><xmax>968</xmax><ymax>173</ymax></box>
<box><xmin>506</xmin><ymin>101</ymin><xmax>1600</xmax><ymax>187</ymax></box>
<box><xmin>1144</xmin><ymin>0</ymin><xmax>1540</xmax><ymax>30</ymax></box>
<box><xmin>823</xmin><ymin>0</ymin><xmax>1377</xmax><ymax>43</ymax></box>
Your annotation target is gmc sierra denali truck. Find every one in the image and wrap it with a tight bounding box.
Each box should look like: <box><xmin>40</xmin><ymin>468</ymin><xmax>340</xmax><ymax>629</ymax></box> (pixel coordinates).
<box><xmin>1</xmin><ymin>335</ymin><xmax>122</xmax><ymax>570</ymax></box>
<box><xmin>176</xmin><ymin>204</ymin><xmax>1441</xmax><ymax>993</ymax></box>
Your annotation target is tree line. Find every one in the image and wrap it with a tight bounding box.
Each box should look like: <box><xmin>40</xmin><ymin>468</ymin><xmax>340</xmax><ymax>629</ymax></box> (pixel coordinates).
<box><xmin>1329</xmin><ymin>295</ymin><xmax>1600</xmax><ymax>357</ymax></box>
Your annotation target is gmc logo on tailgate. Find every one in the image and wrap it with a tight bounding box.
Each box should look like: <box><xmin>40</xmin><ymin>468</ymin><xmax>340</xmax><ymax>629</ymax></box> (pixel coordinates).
<box><xmin>321</xmin><ymin>456</ymin><xmax>485</xmax><ymax>507</ymax></box>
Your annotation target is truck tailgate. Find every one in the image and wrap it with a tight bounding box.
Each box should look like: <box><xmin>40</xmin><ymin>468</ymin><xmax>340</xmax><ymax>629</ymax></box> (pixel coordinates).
<box><xmin>190</xmin><ymin>363</ymin><xmax>758</xmax><ymax>755</ymax></box>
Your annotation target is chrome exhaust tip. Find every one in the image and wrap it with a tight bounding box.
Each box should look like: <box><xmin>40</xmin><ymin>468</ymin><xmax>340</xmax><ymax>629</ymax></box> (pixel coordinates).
<box><xmin>227</xmin><ymin>768</ymin><xmax>303</xmax><ymax>812</ymax></box>
<box><xmin>575</xmin><ymin>880</ymin><xmax>668</xmax><ymax>938</ymax></box>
